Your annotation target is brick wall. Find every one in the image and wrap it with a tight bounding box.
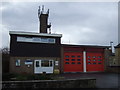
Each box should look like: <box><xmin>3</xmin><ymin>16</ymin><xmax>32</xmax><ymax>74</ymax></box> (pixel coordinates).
<box><xmin>9</xmin><ymin>57</ymin><xmax>60</xmax><ymax>74</ymax></box>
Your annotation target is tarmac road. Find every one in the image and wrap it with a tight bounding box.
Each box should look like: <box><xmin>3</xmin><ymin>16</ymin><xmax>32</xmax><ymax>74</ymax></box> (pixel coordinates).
<box><xmin>58</xmin><ymin>72</ymin><xmax>119</xmax><ymax>88</ymax></box>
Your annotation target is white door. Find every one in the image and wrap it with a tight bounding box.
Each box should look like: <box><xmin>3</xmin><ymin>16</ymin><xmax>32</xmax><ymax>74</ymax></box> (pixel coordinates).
<box><xmin>34</xmin><ymin>60</ymin><xmax>54</xmax><ymax>74</ymax></box>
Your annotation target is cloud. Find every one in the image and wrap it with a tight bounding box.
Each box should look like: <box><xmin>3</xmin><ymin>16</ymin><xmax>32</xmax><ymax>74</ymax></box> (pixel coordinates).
<box><xmin>1</xmin><ymin>2</ymin><xmax>118</xmax><ymax>48</ymax></box>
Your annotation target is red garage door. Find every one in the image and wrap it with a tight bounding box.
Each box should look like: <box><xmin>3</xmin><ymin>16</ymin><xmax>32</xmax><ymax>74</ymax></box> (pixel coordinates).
<box><xmin>86</xmin><ymin>52</ymin><xmax>104</xmax><ymax>72</ymax></box>
<box><xmin>64</xmin><ymin>52</ymin><xmax>83</xmax><ymax>72</ymax></box>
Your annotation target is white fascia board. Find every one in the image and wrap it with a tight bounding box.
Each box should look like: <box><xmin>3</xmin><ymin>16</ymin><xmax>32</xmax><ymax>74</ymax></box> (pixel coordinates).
<box><xmin>9</xmin><ymin>31</ymin><xmax>62</xmax><ymax>38</ymax></box>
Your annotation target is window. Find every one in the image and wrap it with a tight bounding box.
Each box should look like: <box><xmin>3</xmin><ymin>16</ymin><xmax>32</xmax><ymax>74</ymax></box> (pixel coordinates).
<box><xmin>77</xmin><ymin>56</ymin><xmax>81</xmax><ymax>58</ymax></box>
<box><xmin>88</xmin><ymin>59</ymin><xmax>91</xmax><ymax>61</ymax></box>
<box><xmin>65</xmin><ymin>62</ymin><xmax>69</xmax><ymax>64</ymax></box>
<box><xmin>93</xmin><ymin>56</ymin><xmax>96</xmax><ymax>58</ymax></box>
<box><xmin>71</xmin><ymin>62</ymin><xmax>75</xmax><ymax>64</ymax></box>
<box><xmin>77</xmin><ymin>59</ymin><xmax>81</xmax><ymax>61</ymax></box>
<box><xmin>98</xmin><ymin>56</ymin><xmax>102</xmax><ymax>58</ymax></box>
<box><xmin>77</xmin><ymin>62</ymin><xmax>81</xmax><ymax>64</ymax></box>
<box><xmin>88</xmin><ymin>62</ymin><xmax>91</xmax><ymax>64</ymax></box>
<box><xmin>93</xmin><ymin>62</ymin><xmax>96</xmax><ymax>64</ymax></box>
<box><xmin>93</xmin><ymin>59</ymin><xmax>96</xmax><ymax>61</ymax></box>
<box><xmin>98</xmin><ymin>62</ymin><xmax>102</xmax><ymax>64</ymax></box>
<box><xmin>71</xmin><ymin>56</ymin><xmax>75</xmax><ymax>58</ymax></box>
<box><xmin>65</xmin><ymin>59</ymin><xmax>69</xmax><ymax>61</ymax></box>
<box><xmin>36</xmin><ymin>61</ymin><xmax>39</xmax><ymax>67</ymax></box>
<box><xmin>41</xmin><ymin>60</ymin><xmax>49</xmax><ymax>67</ymax></box>
<box><xmin>50</xmin><ymin>61</ymin><xmax>53</xmax><ymax>67</ymax></box>
<box><xmin>16</xmin><ymin>59</ymin><xmax>20</xmax><ymax>66</ymax></box>
<box><xmin>71</xmin><ymin>59</ymin><xmax>75</xmax><ymax>61</ymax></box>
<box><xmin>88</xmin><ymin>56</ymin><xmax>90</xmax><ymax>58</ymax></box>
<box><xmin>98</xmin><ymin>59</ymin><xmax>102</xmax><ymax>61</ymax></box>
<box><xmin>65</xmin><ymin>56</ymin><xmax>69</xmax><ymax>58</ymax></box>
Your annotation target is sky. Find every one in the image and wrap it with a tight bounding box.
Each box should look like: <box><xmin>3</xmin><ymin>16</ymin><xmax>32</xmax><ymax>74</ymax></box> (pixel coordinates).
<box><xmin>0</xmin><ymin>1</ymin><xmax>118</xmax><ymax>48</ymax></box>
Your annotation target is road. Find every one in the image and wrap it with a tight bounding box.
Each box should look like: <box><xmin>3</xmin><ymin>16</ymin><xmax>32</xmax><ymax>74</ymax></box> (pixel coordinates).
<box><xmin>58</xmin><ymin>72</ymin><xmax>119</xmax><ymax>88</ymax></box>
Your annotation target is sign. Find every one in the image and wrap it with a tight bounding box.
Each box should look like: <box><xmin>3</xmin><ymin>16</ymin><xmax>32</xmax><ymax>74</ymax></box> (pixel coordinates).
<box><xmin>25</xmin><ymin>60</ymin><xmax>33</xmax><ymax>65</ymax></box>
<box><xmin>17</xmin><ymin>36</ymin><xmax>55</xmax><ymax>43</ymax></box>
<box><xmin>55</xmin><ymin>61</ymin><xmax>59</xmax><ymax>66</ymax></box>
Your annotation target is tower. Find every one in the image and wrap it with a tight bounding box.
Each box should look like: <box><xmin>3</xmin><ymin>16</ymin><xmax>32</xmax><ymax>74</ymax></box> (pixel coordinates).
<box><xmin>38</xmin><ymin>5</ymin><xmax>51</xmax><ymax>33</ymax></box>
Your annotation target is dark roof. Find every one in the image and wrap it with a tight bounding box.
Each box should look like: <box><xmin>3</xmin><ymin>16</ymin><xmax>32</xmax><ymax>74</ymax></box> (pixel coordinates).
<box><xmin>115</xmin><ymin>43</ymin><xmax>120</xmax><ymax>48</ymax></box>
<box><xmin>61</xmin><ymin>44</ymin><xmax>110</xmax><ymax>48</ymax></box>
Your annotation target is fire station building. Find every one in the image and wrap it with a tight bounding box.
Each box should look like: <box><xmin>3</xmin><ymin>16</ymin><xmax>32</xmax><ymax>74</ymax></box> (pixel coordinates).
<box><xmin>9</xmin><ymin>6</ymin><xmax>111</xmax><ymax>74</ymax></box>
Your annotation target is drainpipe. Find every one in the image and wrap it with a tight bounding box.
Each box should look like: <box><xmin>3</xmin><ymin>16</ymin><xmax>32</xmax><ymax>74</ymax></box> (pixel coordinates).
<box><xmin>83</xmin><ymin>51</ymin><xmax>86</xmax><ymax>72</ymax></box>
<box><xmin>110</xmin><ymin>41</ymin><xmax>115</xmax><ymax>54</ymax></box>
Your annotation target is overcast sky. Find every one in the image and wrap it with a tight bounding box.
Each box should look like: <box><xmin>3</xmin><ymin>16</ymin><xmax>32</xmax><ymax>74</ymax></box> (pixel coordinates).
<box><xmin>0</xmin><ymin>2</ymin><xmax>118</xmax><ymax>48</ymax></box>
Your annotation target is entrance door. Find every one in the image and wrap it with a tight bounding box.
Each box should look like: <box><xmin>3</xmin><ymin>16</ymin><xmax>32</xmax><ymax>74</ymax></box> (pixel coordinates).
<box><xmin>64</xmin><ymin>52</ymin><xmax>83</xmax><ymax>72</ymax></box>
<box><xmin>34</xmin><ymin>60</ymin><xmax>54</xmax><ymax>74</ymax></box>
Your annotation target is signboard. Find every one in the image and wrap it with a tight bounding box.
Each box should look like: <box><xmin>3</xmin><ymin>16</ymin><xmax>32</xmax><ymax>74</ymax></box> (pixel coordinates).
<box><xmin>17</xmin><ymin>36</ymin><xmax>55</xmax><ymax>43</ymax></box>
<box><xmin>55</xmin><ymin>61</ymin><xmax>59</xmax><ymax>66</ymax></box>
<box><xmin>25</xmin><ymin>60</ymin><xmax>33</xmax><ymax>65</ymax></box>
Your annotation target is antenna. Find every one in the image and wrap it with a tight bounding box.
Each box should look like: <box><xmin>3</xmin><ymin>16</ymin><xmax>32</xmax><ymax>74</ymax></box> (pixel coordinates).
<box><xmin>69</xmin><ymin>39</ymin><xmax>70</xmax><ymax>44</ymax></box>
<box><xmin>47</xmin><ymin>22</ymin><xmax>51</xmax><ymax>34</ymax></box>
<box><xmin>47</xmin><ymin>9</ymin><xmax>49</xmax><ymax>15</ymax></box>
<box><xmin>42</xmin><ymin>5</ymin><xmax>44</xmax><ymax>13</ymax></box>
<box><xmin>38</xmin><ymin>6</ymin><xmax>40</xmax><ymax>17</ymax></box>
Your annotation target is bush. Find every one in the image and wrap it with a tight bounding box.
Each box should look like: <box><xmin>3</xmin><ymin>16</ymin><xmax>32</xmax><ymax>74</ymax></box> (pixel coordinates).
<box><xmin>2</xmin><ymin>73</ymin><xmax>16</xmax><ymax>81</ymax></box>
<box><xmin>15</xmin><ymin>75</ymin><xmax>27</xmax><ymax>81</ymax></box>
<box><xmin>33</xmin><ymin>74</ymin><xmax>53</xmax><ymax>80</ymax></box>
<box><xmin>2</xmin><ymin>73</ymin><xmax>55</xmax><ymax>81</ymax></box>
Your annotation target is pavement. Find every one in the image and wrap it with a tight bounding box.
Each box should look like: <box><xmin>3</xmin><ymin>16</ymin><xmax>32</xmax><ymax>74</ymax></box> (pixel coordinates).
<box><xmin>57</xmin><ymin>72</ymin><xmax>120</xmax><ymax>88</ymax></box>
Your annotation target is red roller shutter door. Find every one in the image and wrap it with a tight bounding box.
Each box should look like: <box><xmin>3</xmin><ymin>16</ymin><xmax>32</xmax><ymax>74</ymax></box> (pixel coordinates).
<box><xmin>86</xmin><ymin>52</ymin><xmax>104</xmax><ymax>72</ymax></box>
<box><xmin>64</xmin><ymin>52</ymin><xmax>83</xmax><ymax>72</ymax></box>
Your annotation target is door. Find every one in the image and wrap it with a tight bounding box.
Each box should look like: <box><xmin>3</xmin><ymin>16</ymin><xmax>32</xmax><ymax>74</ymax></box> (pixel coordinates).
<box><xmin>64</xmin><ymin>52</ymin><xmax>83</xmax><ymax>72</ymax></box>
<box><xmin>34</xmin><ymin>60</ymin><xmax>54</xmax><ymax>74</ymax></box>
<box><xmin>86</xmin><ymin>52</ymin><xmax>104</xmax><ymax>72</ymax></box>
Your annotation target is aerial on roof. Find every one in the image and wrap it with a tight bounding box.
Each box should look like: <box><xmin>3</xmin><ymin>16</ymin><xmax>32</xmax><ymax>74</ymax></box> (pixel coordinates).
<box><xmin>9</xmin><ymin>31</ymin><xmax>62</xmax><ymax>37</ymax></box>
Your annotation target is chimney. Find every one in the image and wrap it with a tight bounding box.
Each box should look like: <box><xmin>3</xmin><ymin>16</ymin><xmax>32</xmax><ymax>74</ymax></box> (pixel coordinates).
<box><xmin>38</xmin><ymin>6</ymin><xmax>51</xmax><ymax>33</ymax></box>
<box><xmin>110</xmin><ymin>41</ymin><xmax>115</xmax><ymax>54</ymax></box>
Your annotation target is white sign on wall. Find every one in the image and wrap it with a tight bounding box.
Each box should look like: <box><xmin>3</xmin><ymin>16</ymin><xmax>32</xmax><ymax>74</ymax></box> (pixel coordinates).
<box><xmin>55</xmin><ymin>61</ymin><xmax>59</xmax><ymax>66</ymax></box>
<box><xmin>17</xmin><ymin>36</ymin><xmax>55</xmax><ymax>44</ymax></box>
<box><xmin>25</xmin><ymin>60</ymin><xmax>33</xmax><ymax>65</ymax></box>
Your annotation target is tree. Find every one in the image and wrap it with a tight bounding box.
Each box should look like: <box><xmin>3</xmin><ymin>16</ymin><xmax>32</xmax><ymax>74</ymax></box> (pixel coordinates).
<box><xmin>0</xmin><ymin>47</ymin><xmax>10</xmax><ymax>73</ymax></box>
